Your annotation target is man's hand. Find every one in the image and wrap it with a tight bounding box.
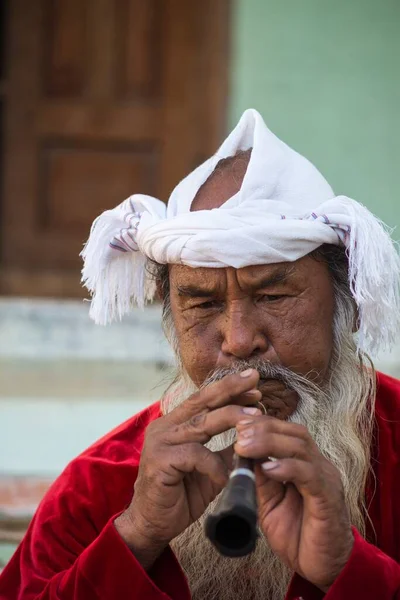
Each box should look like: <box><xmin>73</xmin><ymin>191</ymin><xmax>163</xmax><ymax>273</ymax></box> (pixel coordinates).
<box><xmin>234</xmin><ymin>415</ymin><xmax>354</xmax><ymax>592</ymax></box>
<box><xmin>115</xmin><ymin>369</ymin><xmax>262</xmax><ymax>569</ymax></box>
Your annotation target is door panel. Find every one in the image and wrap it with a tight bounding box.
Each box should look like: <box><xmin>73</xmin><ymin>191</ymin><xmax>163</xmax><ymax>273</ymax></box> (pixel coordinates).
<box><xmin>1</xmin><ymin>0</ymin><xmax>230</xmax><ymax>297</ymax></box>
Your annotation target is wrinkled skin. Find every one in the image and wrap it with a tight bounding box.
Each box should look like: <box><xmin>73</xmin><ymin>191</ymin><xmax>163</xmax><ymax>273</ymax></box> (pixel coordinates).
<box><xmin>115</xmin><ymin>154</ymin><xmax>354</xmax><ymax>593</ymax></box>
<box><xmin>234</xmin><ymin>410</ymin><xmax>353</xmax><ymax>592</ymax></box>
<box><xmin>169</xmin><ymin>256</ymin><xmax>335</xmax><ymax>415</ymax></box>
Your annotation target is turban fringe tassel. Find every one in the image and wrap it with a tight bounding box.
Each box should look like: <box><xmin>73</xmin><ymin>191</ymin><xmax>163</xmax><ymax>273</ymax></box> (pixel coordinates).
<box><xmin>80</xmin><ymin>110</ymin><xmax>400</xmax><ymax>354</ymax></box>
<box><xmin>345</xmin><ymin>201</ymin><xmax>400</xmax><ymax>353</ymax></box>
<box><xmin>80</xmin><ymin>195</ymin><xmax>400</xmax><ymax>355</ymax></box>
<box><xmin>81</xmin><ymin>211</ymin><xmax>156</xmax><ymax>325</ymax></box>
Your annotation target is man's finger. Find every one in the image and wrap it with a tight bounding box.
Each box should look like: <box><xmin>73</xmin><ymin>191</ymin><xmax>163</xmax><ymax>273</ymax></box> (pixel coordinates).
<box><xmin>168</xmin><ymin>369</ymin><xmax>261</xmax><ymax>425</ymax></box>
<box><xmin>236</xmin><ymin>416</ymin><xmax>311</xmax><ymax>440</ymax></box>
<box><xmin>234</xmin><ymin>431</ymin><xmax>312</xmax><ymax>462</ymax></box>
<box><xmin>166</xmin><ymin>404</ymin><xmax>263</xmax><ymax>445</ymax></box>
<box><xmin>171</xmin><ymin>443</ymin><xmax>230</xmax><ymax>489</ymax></box>
<box><xmin>257</xmin><ymin>457</ymin><xmax>339</xmax><ymax>499</ymax></box>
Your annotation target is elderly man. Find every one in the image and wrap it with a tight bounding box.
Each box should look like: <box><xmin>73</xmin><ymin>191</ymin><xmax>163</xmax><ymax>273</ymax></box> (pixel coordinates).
<box><xmin>1</xmin><ymin>110</ymin><xmax>400</xmax><ymax>600</ymax></box>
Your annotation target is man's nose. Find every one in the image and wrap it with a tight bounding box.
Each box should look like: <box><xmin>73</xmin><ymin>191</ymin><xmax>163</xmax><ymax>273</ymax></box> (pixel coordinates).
<box><xmin>220</xmin><ymin>305</ymin><xmax>269</xmax><ymax>359</ymax></box>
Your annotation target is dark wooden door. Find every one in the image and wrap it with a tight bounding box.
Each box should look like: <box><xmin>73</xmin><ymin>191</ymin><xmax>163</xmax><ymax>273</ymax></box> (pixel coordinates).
<box><xmin>1</xmin><ymin>0</ymin><xmax>230</xmax><ymax>297</ymax></box>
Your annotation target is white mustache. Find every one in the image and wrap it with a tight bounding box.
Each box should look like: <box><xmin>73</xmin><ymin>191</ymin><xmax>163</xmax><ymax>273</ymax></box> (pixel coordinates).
<box><xmin>202</xmin><ymin>358</ymin><xmax>325</xmax><ymax>402</ymax></box>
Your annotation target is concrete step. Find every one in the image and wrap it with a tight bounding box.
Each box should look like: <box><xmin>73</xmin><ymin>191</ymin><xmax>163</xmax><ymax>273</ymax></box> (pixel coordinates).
<box><xmin>0</xmin><ymin>359</ymin><xmax>173</xmax><ymax>477</ymax></box>
<box><xmin>0</xmin><ymin>298</ymin><xmax>176</xmax><ymax>562</ymax></box>
<box><xmin>0</xmin><ymin>298</ymin><xmax>173</xmax><ymax>362</ymax></box>
<box><xmin>0</xmin><ymin>297</ymin><xmax>399</xmax><ymax>569</ymax></box>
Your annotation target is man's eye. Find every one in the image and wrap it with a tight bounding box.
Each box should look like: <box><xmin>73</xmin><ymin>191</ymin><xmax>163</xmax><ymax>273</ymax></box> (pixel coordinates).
<box><xmin>258</xmin><ymin>294</ymin><xmax>286</xmax><ymax>303</ymax></box>
<box><xmin>195</xmin><ymin>301</ymin><xmax>218</xmax><ymax>310</ymax></box>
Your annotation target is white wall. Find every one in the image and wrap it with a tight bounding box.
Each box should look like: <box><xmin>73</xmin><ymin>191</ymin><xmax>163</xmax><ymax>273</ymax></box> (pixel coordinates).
<box><xmin>0</xmin><ymin>299</ymin><xmax>174</xmax><ymax>477</ymax></box>
<box><xmin>1</xmin><ymin>299</ymin><xmax>398</xmax><ymax>478</ymax></box>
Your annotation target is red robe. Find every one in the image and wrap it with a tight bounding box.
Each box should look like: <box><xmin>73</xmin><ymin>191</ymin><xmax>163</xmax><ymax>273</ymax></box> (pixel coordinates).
<box><xmin>1</xmin><ymin>371</ymin><xmax>400</xmax><ymax>600</ymax></box>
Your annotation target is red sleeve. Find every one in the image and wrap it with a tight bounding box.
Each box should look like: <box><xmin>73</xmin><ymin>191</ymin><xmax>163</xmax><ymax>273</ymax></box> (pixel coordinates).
<box><xmin>0</xmin><ymin>460</ymin><xmax>190</xmax><ymax>600</ymax></box>
<box><xmin>285</xmin><ymin>528</ymin><xmax>400</xmax><ymax>600</ymax></box>
<box><xmin>0</xmin><ymin>518</ymin><xmax>190</xmax><ymax>600</ymax></box>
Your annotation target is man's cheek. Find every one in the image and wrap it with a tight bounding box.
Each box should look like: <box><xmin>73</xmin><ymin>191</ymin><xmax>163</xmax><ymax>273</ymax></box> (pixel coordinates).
<box><xmin>271</xmin><ymin>314</ymin><xmax>330</xmax><ymax>370</ymax></box>
<box><xmin>182</xmin><ymin>329</ymin><xmax>220</xmax><ymax>381</ymax></box>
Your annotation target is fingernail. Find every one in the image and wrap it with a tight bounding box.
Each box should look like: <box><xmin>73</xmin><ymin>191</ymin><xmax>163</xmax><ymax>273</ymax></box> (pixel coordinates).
<box><xmin>238</xmin><ymin>427</ymin><xmax>254</xmax><ymax>438</ymax></box>
<box><xmin>261</xmin><ymin>461</ymin><xmax>280</xmax><ymax>471</ymax></box>
<box><xmin>242</xmin><ymin>407</ymin><xmax>261</xmax><ymax>415</ymax></box>
<box><xmin>240</xmin><ymin>369</ymin><xmax>255</xmax><ymax>378</ymax></box>
<box><xmin>236</xmin><ymin>438</ymin><xmax>253</xmax><ymax>447</ymax></box>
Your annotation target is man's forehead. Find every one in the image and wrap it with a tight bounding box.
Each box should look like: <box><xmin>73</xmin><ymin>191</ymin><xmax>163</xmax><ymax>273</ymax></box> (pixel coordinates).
<box><xmin>170</xmin><ymin>262</ymin><xmax>294</xmax><ymax>288</ymax></box>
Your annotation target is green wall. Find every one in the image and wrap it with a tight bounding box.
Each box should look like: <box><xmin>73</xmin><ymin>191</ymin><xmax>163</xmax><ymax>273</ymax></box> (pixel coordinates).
<box><xmin>229</xmin><ymin>0</ymin><xmax>400</xmax><ymax>232</ymax></box>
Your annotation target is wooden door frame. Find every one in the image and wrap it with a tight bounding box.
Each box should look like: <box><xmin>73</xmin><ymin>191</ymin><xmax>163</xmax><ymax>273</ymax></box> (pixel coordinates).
<box><xmin>0</xmin><ymin>0</ymin><xmax>231</xmax><ymax>298</ymax></box>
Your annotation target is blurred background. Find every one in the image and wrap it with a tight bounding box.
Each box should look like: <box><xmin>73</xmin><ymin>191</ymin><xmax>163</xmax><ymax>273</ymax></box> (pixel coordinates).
<box><xmin>0</xmin><ymin>0</ymin><xmax>399</xmax><ymax>569</ymax></box>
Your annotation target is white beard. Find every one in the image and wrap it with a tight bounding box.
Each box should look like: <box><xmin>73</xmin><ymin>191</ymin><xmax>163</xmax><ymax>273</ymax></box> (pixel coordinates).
<box><xmin>171</xmin><ymin>501</ymin><xmax>291</xmax><ymax>600</ymax></box>
<box><xmin>159</xmin><ymin>270</ymin><xmax>376</xmax><ymax>600</ymax></box>
<box><xmin>160</xmin><ymin>347</ymin><xmax>375</xmax><ymax>600</ymax></box>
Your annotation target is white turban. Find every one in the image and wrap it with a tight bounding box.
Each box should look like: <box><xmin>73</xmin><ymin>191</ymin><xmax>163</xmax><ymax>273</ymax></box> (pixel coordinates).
<box><xmin>81</xmin><ymin>109</ymin><xmax>400</xmax><ymax>354</ymax></box>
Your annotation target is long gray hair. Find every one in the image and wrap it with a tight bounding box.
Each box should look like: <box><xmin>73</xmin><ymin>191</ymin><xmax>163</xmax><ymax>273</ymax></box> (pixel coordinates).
<box><xmin>149</xmin><ymin>246</ymin><xmax>376</xmax><ymax>600</ymax></box>
<box><xmin>150</xmin><ymin>244</ymin><xmax>376</xmax><ymax>537</ymax></box>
